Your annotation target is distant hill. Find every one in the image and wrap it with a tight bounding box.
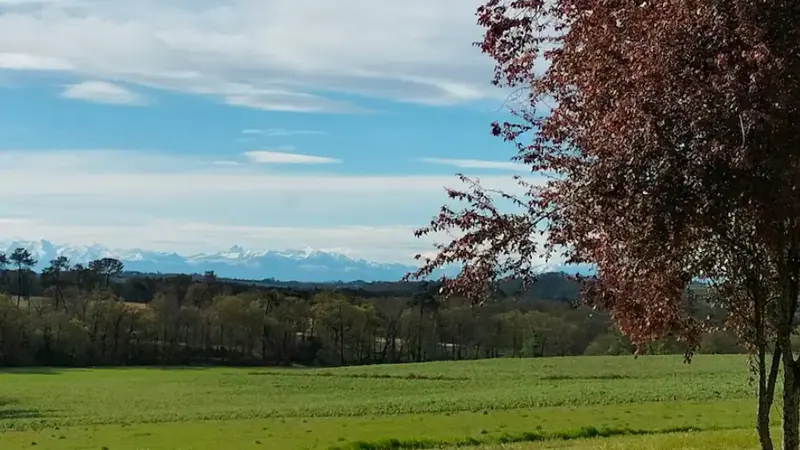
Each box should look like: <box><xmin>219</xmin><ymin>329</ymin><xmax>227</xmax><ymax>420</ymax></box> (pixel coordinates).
<box><xmin>116</xmin><ymin>270</ymin><xmax>585</xmax><ymax>305</ymax></box>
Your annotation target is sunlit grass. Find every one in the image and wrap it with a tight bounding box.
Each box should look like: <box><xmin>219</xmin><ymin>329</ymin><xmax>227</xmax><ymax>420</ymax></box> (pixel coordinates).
<box><xmin>0</xmin><ymin>355</ymin><xmax>762</xmax><ymax>449</ymax></box>
<box><xmin>441</xmin><ymin>429</ymin><xmax>761</xmax><ymax>450</ymax></box>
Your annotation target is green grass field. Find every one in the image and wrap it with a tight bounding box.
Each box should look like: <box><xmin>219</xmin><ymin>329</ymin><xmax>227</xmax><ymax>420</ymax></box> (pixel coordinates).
<box><xmin>0</xmin><ymin>356</ymin><xmax>768</xmax><ymax>449</ymax></box>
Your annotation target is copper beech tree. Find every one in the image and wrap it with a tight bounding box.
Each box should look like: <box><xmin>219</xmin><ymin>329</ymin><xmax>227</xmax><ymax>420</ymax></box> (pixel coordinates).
<box><xmin>407</xmin><ymin>1</ymin><xmax>800</xmax><ymax>449</ymax></box>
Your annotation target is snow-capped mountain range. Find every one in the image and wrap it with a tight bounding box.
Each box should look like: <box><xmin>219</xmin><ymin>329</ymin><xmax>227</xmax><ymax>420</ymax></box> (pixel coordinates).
<box><xmin>0</xmin><ymin>239</ymin><xmax>428</xmax><ymax>282</ymax></box>
<box><xmin>0</xmin><ymin>239</ymin><xmax>582</xmax><ymax>282</ymax></box>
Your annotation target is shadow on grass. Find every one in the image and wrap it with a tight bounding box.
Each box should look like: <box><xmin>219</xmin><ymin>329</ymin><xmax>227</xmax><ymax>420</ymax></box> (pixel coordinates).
<box><xmin>0</xmin><ymin>367</ymin><xmax>62</xmax><ymax>375</ymax></box>
<box><xmin>541</xmin><ymin>374</ymin><xmax>631</xmax><ymax>381</ymax></box>
<box><xmin>0</xmin><ymin>408</ymin><xmax>45</xmax><ymax>420</ymax></box>
<box><xmin>330</xmin><ymin>425</ymin><xmax>709</xmax><ymax>450</ymax></box>
<box><xmin>0</xmin><ymin>397</ymin><xmax>48</xmax><ymax>422</ymax></box>
<box><xmin>77</xmin><ymin>366</ymin><xmax>215</xmax><ymax>372</ymax></box>
<box><xmin>248</xmin><ymin>371</ymin><xmax>469</xmax><ymax>381</ymax></box>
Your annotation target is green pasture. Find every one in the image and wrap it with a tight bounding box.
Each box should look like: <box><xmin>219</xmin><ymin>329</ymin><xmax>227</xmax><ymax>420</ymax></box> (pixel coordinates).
<box><xmin>0</xmin><ymin>355</ymin><xmax>767</xmax><ymax>449</ymax></box>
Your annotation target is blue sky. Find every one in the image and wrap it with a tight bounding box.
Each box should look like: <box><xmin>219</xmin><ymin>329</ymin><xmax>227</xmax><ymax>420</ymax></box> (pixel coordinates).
<box><xmin>0</xmin><ymin>0</ymin><xmax>546</xmax><ymax>264</ymax></box>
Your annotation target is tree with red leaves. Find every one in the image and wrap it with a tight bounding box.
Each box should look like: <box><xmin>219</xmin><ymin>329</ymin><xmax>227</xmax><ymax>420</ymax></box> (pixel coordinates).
<box><xmin>407</xmin><ymin>1</ymin><xmax>800</xmax><ymax>448</ymax></box>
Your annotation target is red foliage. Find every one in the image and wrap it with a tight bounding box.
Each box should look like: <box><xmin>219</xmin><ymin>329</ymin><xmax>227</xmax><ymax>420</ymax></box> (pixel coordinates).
<box><xmin>408</xmin><ymin>0</ymin><xmax>800</xmax><ymax>354</ymax></box>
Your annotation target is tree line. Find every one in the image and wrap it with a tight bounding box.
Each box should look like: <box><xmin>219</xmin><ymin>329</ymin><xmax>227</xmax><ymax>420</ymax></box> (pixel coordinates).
<box><xmin>0</xmin><ymin>248</ymin><xmax>745</xmax><ymax>368</ymax></box>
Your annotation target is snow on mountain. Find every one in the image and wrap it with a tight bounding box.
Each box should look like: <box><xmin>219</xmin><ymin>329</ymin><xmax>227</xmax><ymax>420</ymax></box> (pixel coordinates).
<box><xmin>0</xmin><ymin>239</ymin><xmax>443</xmax><ymax>282</ymax></box>
<box><xmin>0</xmin><ymin>239</ymin><xmax>587</xmax><ymax>282</ymax></box>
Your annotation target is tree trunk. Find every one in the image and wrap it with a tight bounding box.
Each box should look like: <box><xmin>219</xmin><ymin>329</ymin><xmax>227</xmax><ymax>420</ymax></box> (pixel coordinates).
<box><xmin>758</xmin><ymin>345</ymin><xmax>780</xmax><ymax>450</ymax></box>
<box><xmin>782</xmin><ymin>250</ymin><xmax>800</xmax><ymax>450</ymax></box>
<box><xmin>380</xmin><ymin>324</ymin><xmax>392</xmax><ymax>364</ymax></box>
<box><xmin>16</xmin><ymin>269</ymin><xmax>21</xmax><ymax>307</ymax></box>
<box><xmin>112</xmin><ymin>315</ymin><xmax>123</xmax><ymax>363</ymax></box>
<box><xmin>338</xmin><ymin>329</ymin><xmax>345</xmax><ymax>365</ymax></box>
<box><xmin>783</xmin><ymin>354</ymin><xmax>800</xmax><ymax>450</ymax></box>
<box><xmin>54</xmin><ymin>281</ymin><xmax>60</xmax><ymax>311</ymax></box>
<box><xmin>126</xmin><ymin>321</ymin><xmax>135</xmax><ymax>364</ymax></box>
<box><xmin>391</xmin><ymin>327</ymin><xmax>398</xmax><ymax>362</ymax></box>
<box><xmin>283</xmin><ymin>330</ymin><xmax>290</xmax><ymax>364</ymax></box>
<box><xmin>783</xmin><ymin>378</ymin><xmax>800</xmax><ymax>450</ymax></box>
<box><xmin>417</xmin><ymin>304</ymin><xmax>424</xmax><ymax>362</ymax></box>
<box><xmin>261</xmin><ymin>325</ymin><xmax>268</xmax><ymax>363</ymax></box>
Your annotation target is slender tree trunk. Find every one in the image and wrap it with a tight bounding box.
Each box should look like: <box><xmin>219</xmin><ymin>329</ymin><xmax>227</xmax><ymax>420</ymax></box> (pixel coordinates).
<box><xmin>56</xmin><ymin>273</ymin><xmax>68</xmax><ymax>313</ymax></box>
<box><xmin>126</xmin><ymin>320</ymin><xmax>136</xmax><ymax>364</ymax></box>
<box><xmin>380</xmin><ymin>325</ymin><xmax>391</xmax><ymax>364</ymax></box>
<box><xmin>417</xmin><ymin>304</ymin><xmax>424</xmax><ymax>362</ymax></box>
<box><xmin>261</xmin><ymin>325</ymin><xmax>268</xmax><ymax>363</ymax></box>
<box><xmin>283</xmin><ymin>330</ymin><xmax>290</xmax><ymax>364</ymax></box>
<box><xmin>757</xmin><ymin>344</ymin><xmax>780</xmax><ymax>450</ymax></box>
<box><xmin>783</xmin><ymin>359</ymin><xmax>800</xmax><ymax>450</ymax></box>
<box><xmin>112</xmin><ymin>315</ymin><xmax>123</xmax><ymax>363</ymax></box>
<box><xmin>782</xmin><ymin>251</ymin><xmax>800</xmax><ymax>450</ymax></box>
<box><xmin>338</xmin><ymin>329</ymin><xmax>345</xmax><ymax>365</ymax></box>
<box><xmin>16</xmin><ymin>268</ymin><xmax>21</xmax><ymax>307</ymax></box>
<box><xmin>755</xmin><ymin>289</ymin><xmax>778</xmax><ymax>450</ymax></box>
<box><xmin>337</xmin><ymin>305</ymin><xmax>345</xmax><ymax>365</ymax></box>
<box><xmin>390</xmin><ymin>326</ymin><xmax>398</xmax><ymax>362</ymax></box>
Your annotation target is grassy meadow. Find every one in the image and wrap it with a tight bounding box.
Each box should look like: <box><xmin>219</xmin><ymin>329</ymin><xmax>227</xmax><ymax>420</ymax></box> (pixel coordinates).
<box><xmin>0</xmin><ymin>355</ymin><xmax>768</xmax><ymax>449</ymax></box>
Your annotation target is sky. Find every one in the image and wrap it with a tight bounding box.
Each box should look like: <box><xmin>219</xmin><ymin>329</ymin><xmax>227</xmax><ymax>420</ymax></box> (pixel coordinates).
<box><xmin>0</xmin><ymin>0</ymin><xmax>540</xmax><ymax>264</ymax></box>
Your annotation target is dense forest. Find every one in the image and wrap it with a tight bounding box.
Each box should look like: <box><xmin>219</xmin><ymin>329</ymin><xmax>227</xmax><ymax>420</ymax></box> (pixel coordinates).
<box><xmin>0</xmin><ymin>248</ymin><xmax>746</xmax><ymax>367</ymax></box>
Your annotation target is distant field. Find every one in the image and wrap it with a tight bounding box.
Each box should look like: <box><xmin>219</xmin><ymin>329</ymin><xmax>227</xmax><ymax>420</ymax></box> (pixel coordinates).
<box><xmin>0</xmin><ymin>356</ymin><xmax>765</xmax><ymax>449</ymax></box>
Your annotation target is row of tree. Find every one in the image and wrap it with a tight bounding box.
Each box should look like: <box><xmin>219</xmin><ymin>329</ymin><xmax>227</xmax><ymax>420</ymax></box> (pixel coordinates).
<box><xmin>0</xmin><ymin>248</ymin><xmax>123</xmax><ymax>305</ymax></box>
<box><xmin>0</xmin><ymin>249</ymin><xmax>747</xmax><ymax>367</ymax></box>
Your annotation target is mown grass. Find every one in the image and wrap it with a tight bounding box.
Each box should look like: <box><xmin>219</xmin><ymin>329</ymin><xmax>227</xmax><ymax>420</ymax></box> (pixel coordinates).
<box><xmin>442</xmin><ymin>428</ymin><xmax>762</xmax><ymax>450</ymax></box>
<box><xmin>0</xmin><ymin>355</ymin><xmax>763</xmax><ymax>449</ymax></box>
<box><xmin>332</xmin><ymin>425</ymin><xmax>709</xmax><ymax>450</ymax></box>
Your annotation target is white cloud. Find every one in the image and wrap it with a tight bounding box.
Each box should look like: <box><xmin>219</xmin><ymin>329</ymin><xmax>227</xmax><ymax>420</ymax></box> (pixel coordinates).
<box><xmin>0</xmin><ymin>52</ymin><xmax>73</xmax><ymax>70</ymax></box>
<box><xmin>0</xmin><ymin>149</ymin><xmax>540</xmax><ymax>261</ymax></box>
<box><xmin>0</xmin><ymin>149</ymin><xmax>534</xmax><ymax>197</ymax></box>
<box><xmin>0</xmin><ymin>0</ymin><xmax>498</xmax><ymax>111</ymax></box>
<box><xmin>243</xmin><ymin>150</ymin><xmax>340</xmax><ymax>165</ymax></box>
<box><xmin>224</xmin><ymin>91</ymin><xmax>360</xmax><ymax>113</ymax></box>
<box><xmin>242</xmin><ymin>128</ymin><xmax>325</xmax><ymax>136</ymax></box>
<box><xmin>211</xmin><ymin>160</ymin><xmax>241</xmax><ymax>166</ymax></box>
<box><xmin>420</xmin><ymin>157</ymin><xmax>530</xmax><ymax>172</ymax></box>
<box><xmin>61</xmin><ymin>80</ymin><xmax>146</xmax><ymax>105</ymax></box>
<box><xmin>247</xmin><ymin>144</ymin><xmax>295</xmax><ymax>151</ymax></box>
